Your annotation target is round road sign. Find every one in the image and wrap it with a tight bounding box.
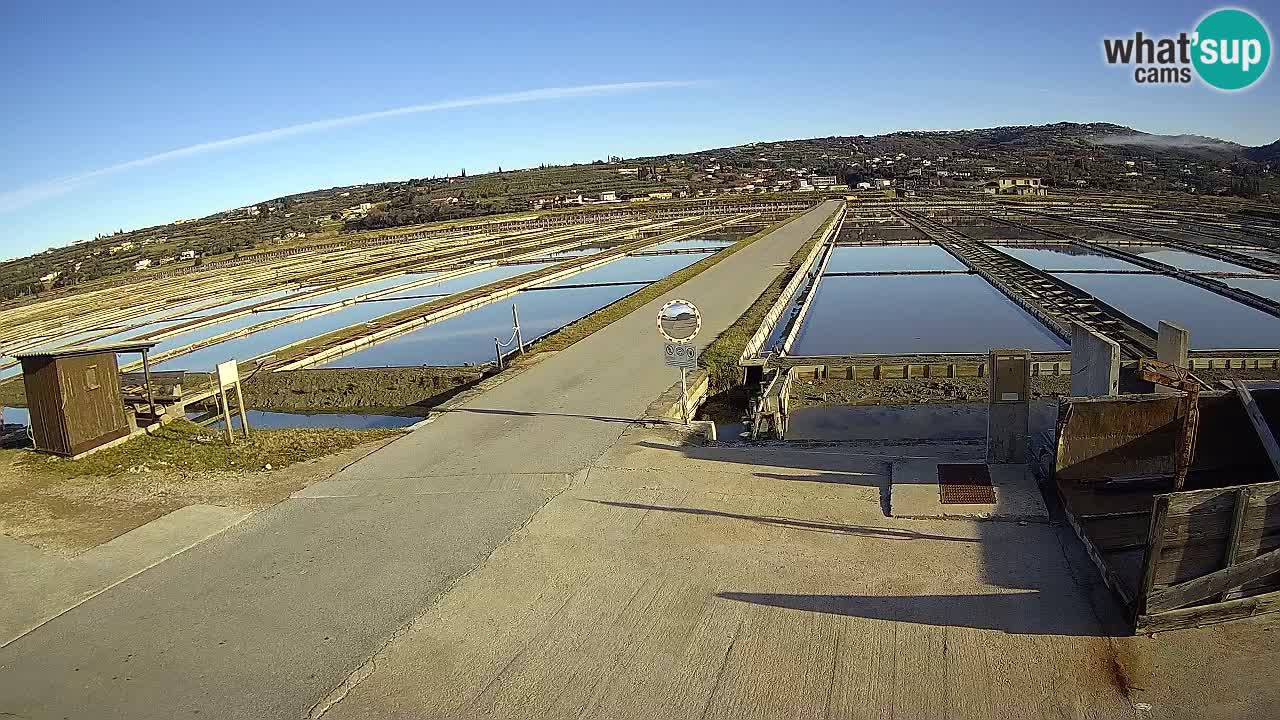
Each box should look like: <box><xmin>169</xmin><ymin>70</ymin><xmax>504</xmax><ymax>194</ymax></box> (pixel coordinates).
<box><xmin>658</xmin><ymin>299</ymin><xmax>701</xmax><ymax>342</ymax></box>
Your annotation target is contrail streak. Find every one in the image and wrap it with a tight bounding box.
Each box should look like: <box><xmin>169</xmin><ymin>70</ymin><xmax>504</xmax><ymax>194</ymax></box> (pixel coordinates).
<box><xmin>0</xmin><ymin>80</ymin><xmax>696</xmax><ymax>213</ymax></box>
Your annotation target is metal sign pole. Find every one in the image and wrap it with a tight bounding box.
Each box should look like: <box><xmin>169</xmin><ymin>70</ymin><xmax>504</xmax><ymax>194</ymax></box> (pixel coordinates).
<box><xmin>658</xmin><ymin>299</ymin><xmax>702</xmax><ymax>426</ymax></box>
<box><xmin>680</xmin><ymin>367</ymin><xmax>689</xmax><ymax>425</ymax></box>
<box><xmin>140</xmin><ymin>348</ymin><xmax>157</xmax><ymax>418</ymax></box>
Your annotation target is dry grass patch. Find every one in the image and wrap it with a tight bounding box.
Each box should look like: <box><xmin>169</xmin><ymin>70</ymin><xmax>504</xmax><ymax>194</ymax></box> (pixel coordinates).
<box><xmin>0</xmin><ymin>420</ymin><xmax>401</xmax><ymax>554</ymax></box>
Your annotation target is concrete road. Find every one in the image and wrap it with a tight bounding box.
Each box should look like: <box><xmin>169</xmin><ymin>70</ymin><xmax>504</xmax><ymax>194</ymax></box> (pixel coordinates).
<box><xmin>323</xmin><ymin>427</ymin><xmax>1280</xmax><ymax>720</ymax></box>
<box><xmin>320</xmin><ymin>430</ymin><xmax>1128</xmax><ymax>720</ymax></box>
<box><xmin>0</xmin><ymin>201</ymin><xmax>842</xmax><ymax>719</ymax></box>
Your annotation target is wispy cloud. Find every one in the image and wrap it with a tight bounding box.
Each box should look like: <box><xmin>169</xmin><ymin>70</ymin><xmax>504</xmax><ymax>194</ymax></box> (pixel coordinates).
<box><xmin>0</xmin><ymin>80</ymin><xmax>696</xmax><ymax>214</ymax></box>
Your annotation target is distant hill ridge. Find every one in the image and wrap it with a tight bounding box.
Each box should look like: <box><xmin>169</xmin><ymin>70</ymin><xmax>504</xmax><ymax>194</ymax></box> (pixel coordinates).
<box><xmin>4</xmin><ymin>121</ymin><xmax>1276</xmax><ymax>303</ymax></box>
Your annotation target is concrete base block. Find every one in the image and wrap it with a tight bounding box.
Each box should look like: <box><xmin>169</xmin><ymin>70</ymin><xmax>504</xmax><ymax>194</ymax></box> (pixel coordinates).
<box><xmin>1156</xmin><ymin>321</ymin><xmax>1190</xmax><ymax>394</ymax></box>
<box><xmin>1071</xmin><ymin>323</ymin><xmax>1120</xmax><ymax>397</ymax></box>
<box><xmin>987</xmin><ymin>402</ymin><xmax>1028</xmax><ymax>464</ymax></box>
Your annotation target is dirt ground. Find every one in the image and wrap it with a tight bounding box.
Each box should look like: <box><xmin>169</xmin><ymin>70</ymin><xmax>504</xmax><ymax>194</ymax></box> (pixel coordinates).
<box><xmin>1</xmin><ymin>366</ymin><xmax>487</xmax><ymax>414</ymax></box>
<box><xmin>241</xmin><ymin>366</ymin><xmax>487</xmax><ymax>411</ymax></box>
<box><xmin>789</xmin><ymin>374</ymin><xmax>1073</xmax><ymax>409</ymax></box>
<box><xmin>0</xmin><ymin>421</ymin><xmax>402</xmax><ymax>556</ymax></box>
<box><xmin>788</xmin><ymin>366</ymin><xmax>1280</xmax><ymax>410</ymax></box>
<box><xmin>0</xmin><ymin>378</ymin><xmax>24</xmax><ymax>407</ymax></box>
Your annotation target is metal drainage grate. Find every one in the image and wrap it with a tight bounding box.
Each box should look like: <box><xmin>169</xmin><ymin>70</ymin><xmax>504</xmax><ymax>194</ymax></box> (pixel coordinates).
<box><xmin>938</xmin><ymin>463</ymin><xmax>996</xmax><ymax>505</ymax></box>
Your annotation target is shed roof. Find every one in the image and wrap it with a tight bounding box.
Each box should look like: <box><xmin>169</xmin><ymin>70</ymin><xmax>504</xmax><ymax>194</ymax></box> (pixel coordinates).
<box><xmin>14</xmin><ymin>341</ymin><xmax>159</xmax><ymax>361</ymax></box>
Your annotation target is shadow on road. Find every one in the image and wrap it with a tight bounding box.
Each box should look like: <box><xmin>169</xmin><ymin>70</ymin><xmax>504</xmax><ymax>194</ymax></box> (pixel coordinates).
<box><xmin>610</xmin><ymin>431</ymin><xmax>1126</xmax><ymax>638</ymax></box>
<box><xmin>751</xmin><ymin>470</ymin><xmax>881</xmax><ymax>487</ymax></box>
<box><xmin>449</xmin><ymin>407</ymin><xmax>640</xmax><ymax>424</ymax></box>
<box><xmin>715</xmin><ymin>591</ymin><xmax>1103</xmax><ymax>636</ymax></box>
<box><xmin>582</xmin><ymin>499</ymin><xmax>981</xmax><ymax>543</ymax></box>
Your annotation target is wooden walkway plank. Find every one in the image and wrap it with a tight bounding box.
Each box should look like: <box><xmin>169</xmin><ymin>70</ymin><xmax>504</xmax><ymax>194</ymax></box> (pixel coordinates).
<box><xmin>1231</xmin><ymin>379</ymin><xmax>1280</xmax><ymax>480</ymax></box>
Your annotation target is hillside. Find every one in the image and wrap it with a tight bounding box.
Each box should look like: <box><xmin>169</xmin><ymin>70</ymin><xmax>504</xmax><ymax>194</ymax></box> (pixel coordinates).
<box><xmin>3</xmin><ymin>122</ymin><xmax>1277</xmax><ymax>303</ymax></box>
<box><xmin>647</xmin><ymin>122</ymin><xmax>1274</xmax><ymax>187</ymax></box>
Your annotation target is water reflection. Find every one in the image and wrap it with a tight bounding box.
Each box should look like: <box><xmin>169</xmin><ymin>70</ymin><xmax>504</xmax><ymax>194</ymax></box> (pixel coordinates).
<box><xmin>212</xmin><ymin>409</ymin><xmax>422</xmax><ymax>431</ymax></box>
<box><xmin>1122</xmin><ymin>246</ymin><xmax>1262</xmax><ymax>274</ymax></box>
<box><xmin>992</xmin><ymin>244</ymin><xmax>1141</xmax><ymax>272</ymax></box>
<box><xmin>825</xmin><ymin>245</ymin><xmax>964</xmax><ymax>273</ymax></box>
<box><xmin>2</xmin><ymin>406</ymin><xmax>28</xmax><ymax>426</ymax></box>
<box><xmin>1222</xmin><ymin>277</ymin><xmax>1280</xmax><ymax>303</ymax></box>
<box><xmin>790</xmin><ymin>275</ymin><xmax>1066</xmax><ymax>355</ymax></box>
<box><xmin>153</xmin><ymin>265</ymin><xmax>552</xmax><ymax>371</ymax></box>
<box><xmin>1050</xmin><ymin>273</ymin><xmax>1280</xmax><ymax>349</ymax></box>
<box><xmin>321</xmin><ymin>252</ymin><xmax>708</xmax><ymax>368</ymax></box>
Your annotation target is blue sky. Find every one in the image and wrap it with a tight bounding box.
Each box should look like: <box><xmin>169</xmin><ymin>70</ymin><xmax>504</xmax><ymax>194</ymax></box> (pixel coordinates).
<box><xmin>2</xmin><ymin>0</ymin><xmax>1276</xmax><ymax>257</ymax></box>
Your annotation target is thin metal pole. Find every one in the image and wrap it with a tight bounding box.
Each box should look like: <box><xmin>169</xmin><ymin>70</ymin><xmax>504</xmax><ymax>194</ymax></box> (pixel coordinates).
<box><xmin>494</xmin><ymin>338</ymin><xmax>503</xmax><ymax>370</ymax></box>
<box><xmin>680</xmin><ymin>368</ymin><xmax>689</xmax><ymax>425</ymax></box>
<box><xmin>140</xmin><ymin>349</ymin><xmax>157</xmax><ymax>419</ymax></box>
<box><xmin>512</xmin><ymin>303</ymin><xmax>524</xmax><ymax>354</ymax></box>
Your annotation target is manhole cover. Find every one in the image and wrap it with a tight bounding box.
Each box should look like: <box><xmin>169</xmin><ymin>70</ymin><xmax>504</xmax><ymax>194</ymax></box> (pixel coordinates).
<box><xmin>938</xmin><ymin>463</ymin><xmax>995</xmax><ymax>505</ymax></box>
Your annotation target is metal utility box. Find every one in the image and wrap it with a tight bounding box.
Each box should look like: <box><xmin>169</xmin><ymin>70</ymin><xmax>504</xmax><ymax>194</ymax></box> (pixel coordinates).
<box><xmin>987</xmin><ymin>348</ymin><xmax>1031</xmax><ymax>464</ymax></box>
<box><xmin>15</xmin><ymin>342</ymin><xmax>157</xmax><ymax>457</ymax></box>
<box><xmin>989</xmin><ymin>348</ymin><xmax>1030</xmax><ymax>402</ymax></box>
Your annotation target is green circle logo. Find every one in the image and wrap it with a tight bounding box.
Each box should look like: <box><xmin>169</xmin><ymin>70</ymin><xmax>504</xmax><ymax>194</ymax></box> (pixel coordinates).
<box><xmin>1193</xmin><ymin>8</ymin><xmax>1271</xmax><ymax>90</ymax></box>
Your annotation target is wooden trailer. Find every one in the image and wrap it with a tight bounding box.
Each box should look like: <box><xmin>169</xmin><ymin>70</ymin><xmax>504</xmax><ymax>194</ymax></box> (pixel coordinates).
<box><xmin>1048</xmin><ymin>386</ymin><xmax>1280</xmax><ymax>633</ymax></box>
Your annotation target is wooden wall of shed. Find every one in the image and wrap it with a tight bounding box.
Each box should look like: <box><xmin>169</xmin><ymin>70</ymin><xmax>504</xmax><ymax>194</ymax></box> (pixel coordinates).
<box><xmin>22</xmin><ymin>352</ymin><xmax>130</xmax><ymax>457</ymax></box>
<box><xmin>56</xmin><ymin>353</ymin><xmax>128</xmax><ymax>455</ymax></box>
<box><xmin>21</xmin><ymin>357</ymin><xmax>68</xmax><ymax>455</ymax></box>
<box><xmin>1055</xmin><ymin>392</ymin><xmax>1274</xmax><ymax>484</ymax></box>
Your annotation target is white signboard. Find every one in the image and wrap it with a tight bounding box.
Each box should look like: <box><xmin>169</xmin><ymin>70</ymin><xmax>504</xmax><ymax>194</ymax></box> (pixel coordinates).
<box><xmin>663</xmin><ymin>341</ymin><xmax>698</xmax><ymax>369</ymax></box>
<box><xmin>216</xmin><ymin>360</ymin><xmax>240</xmax><ymax>389</ymax></box>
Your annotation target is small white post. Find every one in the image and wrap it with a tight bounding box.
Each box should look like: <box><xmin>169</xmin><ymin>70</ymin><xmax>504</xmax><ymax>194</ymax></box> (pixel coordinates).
<box><xmin>494</xmin><ymin>338</ymin><xmax>504</xmax><ymax>370</ymax></box>
<box><xmin>513</xmin><ymin>303</ymin><xmax>524</xmax><ymax>354</ymax></box>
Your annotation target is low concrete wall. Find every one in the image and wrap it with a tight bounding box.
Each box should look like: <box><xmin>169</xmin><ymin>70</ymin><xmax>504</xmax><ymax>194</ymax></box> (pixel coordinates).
<box><xmin>646</xmin><ymin>368</ymin><xmax>710</xmax><ymax>423</ymax></box>
<box><xmin>738</xmin><ymin>204</ymin><xmax>846</xmax><ymax>363</ymax></box>
<box><xmin>1156</xmin><ymin>321</ymin><xmax>1191</xmax><ymax>394</ymax></box>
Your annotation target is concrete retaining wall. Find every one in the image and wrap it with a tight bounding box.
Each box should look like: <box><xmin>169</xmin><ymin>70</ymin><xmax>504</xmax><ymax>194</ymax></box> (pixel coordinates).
<box><xmin>1071</xmin><ymin>324</ymin><xmax>1120</xmax><ymax>397</ymax></box>
<box><xmin>738</xmin><ymin>205</ymin><xmax>846</xmax><ymax>363</ymax></box>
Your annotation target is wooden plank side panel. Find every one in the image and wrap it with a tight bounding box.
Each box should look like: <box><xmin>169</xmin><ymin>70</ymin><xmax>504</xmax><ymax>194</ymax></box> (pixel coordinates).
<box><xmin>1137</xmin><ymin>589</ymin><xmax>1280</xmax><ymax>633</ymax></box>
<box><xmin>1147</xmin><ymin>547</ymin><xmax>1280</xmax><ymax>612</ymax></box>
<box><xmin>1149</xmin><ymin>482</ymin><xmax>1280</xmax><ymax>598</ymax></box>
<box><xmin>1162</xmin><ymin>481</ymin><xmax>1280</xmax><ymax>515</ymax></box>
<box><xmin>1138</xmin><ymin>495</ymin><xmax>1170</xmax><ymax>617</ymax></box>
<box><xmin>1235</xmin><ymin>485</ymin><xmax>1280</xmax><ymax>595</ymax></box>
<box><xmin>1054</xmin><ymin>480</ymin><xmax>1138</xmax><ymax>607</ymax></box>
<box><xmin>1055</xmin><ymin>393</ymin><xmax>1273</xmax><ymax>483</ymax></box>
<box><xmin>1081</xmin><ymin>513</ymin><xmax>1153</xmax><ymax>552</ymax></box>
<box><xmin>1055</xmin><ymin>395</ymin><xmax>1182</xmax><ymax>482</ymax></box>
<box><xmin>20</xmin><ymin>357</ymin><xmax>70</xmax><ymax>455</ymax></box>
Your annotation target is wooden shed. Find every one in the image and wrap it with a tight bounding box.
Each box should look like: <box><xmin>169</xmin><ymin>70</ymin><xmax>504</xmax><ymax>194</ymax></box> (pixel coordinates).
<box><xmin>14</xmin><ymin>342</ymin><xmax>158</xmax><ymax>458</ymax></box>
